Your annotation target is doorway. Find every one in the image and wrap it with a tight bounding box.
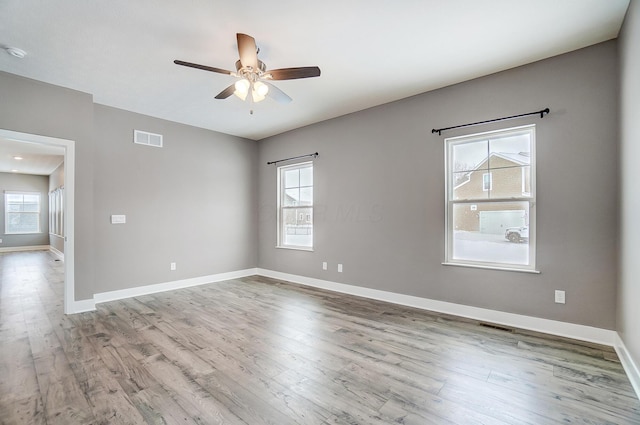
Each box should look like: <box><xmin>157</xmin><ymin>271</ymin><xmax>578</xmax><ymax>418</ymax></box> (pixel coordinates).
<box><xmin>0</xmin><ymin>129</ymin><xmax>75</xmax><ymax>314</ymax></box>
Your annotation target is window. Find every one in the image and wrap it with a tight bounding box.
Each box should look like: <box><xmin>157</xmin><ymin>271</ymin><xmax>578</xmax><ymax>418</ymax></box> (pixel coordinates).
<box><xmin>445</xmin><ymin>125</ymin><xmax>536</xmax><ymax>271</ymax></box>
<box><xmin>278</xmin><ymin>162</ymin><xmax>313</xmax><ymax>250</ymax></box>
<box><xmin>482</xmin><ymin>173</ymin><xmax>492</xmax><ymax>191</ymax></box>
<box><xmin>49</xmin><ymin>187</ymin><xmax>64</xmax><ymax>237</ymax></box>
<box><xmin>5</xmin><ymin>192</ymin><xmax>41</xmax><ymax>234</ymax></box>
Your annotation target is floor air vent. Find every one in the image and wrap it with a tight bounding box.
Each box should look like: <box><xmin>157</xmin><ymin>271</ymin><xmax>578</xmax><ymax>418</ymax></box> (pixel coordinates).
<box><xmin>479</xmin><ymin>322</ymin><xmax>514</xmax><ymax>332</ymax></box>
<box><xmin>134</xmin><ymin>130</ymin><xmax>163</xmax><ymax>148</ymax></box>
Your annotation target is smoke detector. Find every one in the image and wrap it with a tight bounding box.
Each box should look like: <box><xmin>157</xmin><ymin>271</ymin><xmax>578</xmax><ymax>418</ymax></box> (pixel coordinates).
<box><xmin>5</xmin><ymin>47</ymin><xmax>26</xmax><ymax>59</ymax></box>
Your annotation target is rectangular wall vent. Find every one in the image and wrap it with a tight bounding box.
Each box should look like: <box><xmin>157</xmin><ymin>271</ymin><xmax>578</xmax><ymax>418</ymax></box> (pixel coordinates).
<box><xmin>134</xmin><ymin>130</ymin><xmax>163</xmax><ymax>148</ymax></box>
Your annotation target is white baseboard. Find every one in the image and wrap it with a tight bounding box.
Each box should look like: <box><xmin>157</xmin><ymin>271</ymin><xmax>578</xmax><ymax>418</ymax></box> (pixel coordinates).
<box><xmin>256</xmin><ymin>268</ymin><xmax>617</xmax><ymax>347</ymax></box>
<box><xmin>70</xmin><ymin>265</ymin><xmax>619</xmax><ymax>347</ymax></box>
<box><xmin>615</xmin><ymin>333</ymin><xmax>640</xmax><ymax>399</ymax></box>
<box><xmin>94</xmin><ymin>268</ymin><xmax>258</xmax><ymax>305</ymax></box>
<box><xmin>0</xmin><ymin>245</ymin><xmax>50</xmax><ymax>253</ymax></box>
<box><xmin>69</xmin><ymin>298</ymin><xmax>97</xmax><ymax>314</ymax></box>
<box><xmin>49</xmin><ymin>246</ymin><xmax>64</xmax><ymax>260</ymax></box>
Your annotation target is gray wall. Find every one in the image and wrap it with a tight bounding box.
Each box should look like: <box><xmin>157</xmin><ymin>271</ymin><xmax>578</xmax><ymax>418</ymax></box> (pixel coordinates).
<box><xmin>0</xmin><ymin>71</ymin><xmax>258</xmax><ymax>301</ymax></box>
<box><xmin>49</xmin><ymin>162</ymin><xmax>65</xmax><ymax>254</ymax></box>
<box><xmin>93</xmin><ymin>105</ymin><xmax>257</xmax><ymax>292</ymax></box>
<box><xmin>0</xmin><ymin>172</ymin><xmax>50</xmax><ymax>247</ymax></box>
<box><xmin>49</xmin><ymin>161</ymin><xmax>64</xmax><ymax>191</ymax></box>
<box><xmin>258</xmin><ymin>41</ymin><xmax>619</xmax><ymax>330</ymax></box>
<box><xmin>619</xmin><ymin>0</ymin><xmax>640</xmax><ymax>373</ymax></box>
<box><xmin>0</xmin><ymin>72</ymin><xmax>95</xmax><ymax>300</ymax></box>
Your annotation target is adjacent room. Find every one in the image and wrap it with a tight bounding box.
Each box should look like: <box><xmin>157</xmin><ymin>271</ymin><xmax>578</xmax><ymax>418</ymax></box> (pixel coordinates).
<box><xmin>1</xmin><ymin>0</ymin><xmax>639</xmax><ymax>423</ymax></box>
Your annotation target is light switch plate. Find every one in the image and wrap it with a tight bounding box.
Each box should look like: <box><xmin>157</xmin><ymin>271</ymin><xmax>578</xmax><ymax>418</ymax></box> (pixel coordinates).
<box><xmin>111</xmin><ymin>214</ymin><xmax>126</xmax><ymax>224</ymax></box>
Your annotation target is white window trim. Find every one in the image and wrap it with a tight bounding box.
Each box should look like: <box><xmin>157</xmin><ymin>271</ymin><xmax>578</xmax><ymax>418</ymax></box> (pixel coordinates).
<box><xmin>444</xmin><ymin>124</ymin><xmax>537</xmax><ymax>272</ymax></box>
<box><xmin>4</xmin><ymin>191</ymin><xmax>42</xmax><ymax>235</ymax></box>
<box><xmin>276</xmin><ymin>161</ymin><xmax>314</xmax><ymax>251</ymax></box>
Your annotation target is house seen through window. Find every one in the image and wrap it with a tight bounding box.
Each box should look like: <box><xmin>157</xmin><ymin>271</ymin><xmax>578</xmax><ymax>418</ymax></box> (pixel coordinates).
<box><xmin>445</xmin><ymin>125</ymin><xmax>536</xmax><ymax>271</ymax></box>
<box><xmin>277</xmin><ymin>162</ymin><xmax>313</xmax><ymax>249</ymax></box>
<box><xmin>5</xmin><ymin>192</ymin><xmax>41</xmax><ymax>234</ymax></box>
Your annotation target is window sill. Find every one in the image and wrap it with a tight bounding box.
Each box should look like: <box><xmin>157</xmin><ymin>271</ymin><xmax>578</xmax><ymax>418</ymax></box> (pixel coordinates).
<box><xmin>442</xmin><ymin>262</ymin><xmax>540</xmax><ymax>274</ymax></box>
<box><xmin>276</xmin><ymin>245</ymin><xmax>314</xmax><ymax>252</ymax></box>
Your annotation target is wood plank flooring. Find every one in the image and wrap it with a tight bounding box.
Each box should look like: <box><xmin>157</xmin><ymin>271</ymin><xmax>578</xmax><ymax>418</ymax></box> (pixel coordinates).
<box><xmin>1</xmin><ymin>251</ymin><xmax>639</xmax><ymax>424</ymax></box>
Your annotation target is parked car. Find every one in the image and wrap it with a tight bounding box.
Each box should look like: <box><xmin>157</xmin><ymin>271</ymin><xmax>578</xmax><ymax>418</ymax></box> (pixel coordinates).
<box><xmin>505</xmin><ymin>226</ymin><xmax>529</xmax><ymax>243</ymax></box>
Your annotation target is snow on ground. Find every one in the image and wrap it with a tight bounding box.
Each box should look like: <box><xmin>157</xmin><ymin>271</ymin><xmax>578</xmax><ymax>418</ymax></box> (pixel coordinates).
<box><xmin>453</xmin><ymin>231</ymin><xmax>528</xmax><ymax>265</ymax></box>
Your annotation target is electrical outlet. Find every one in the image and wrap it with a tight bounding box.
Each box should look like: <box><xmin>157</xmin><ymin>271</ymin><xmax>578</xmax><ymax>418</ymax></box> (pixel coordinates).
<box><xmin>170</xmin><ymin>262</ymin><xmax>177</xmax><ymax>271</ymax></box>
<box><xmin>0</xmin><ymin>238</ymin><xmax>3</xmax><ymax>243</ymax></box>
<box><xmin>338</xmin><ymin>264</ymin><xmax>343</xmax><ymax>273</ymax></box>
<box><xmin>322</xmin><ymin>262</ymin><xmax>327</xmax><ymax>270</ymax></box>
<box><xmin>554</xmin><ymin>290</ymin><xmax>566</xmax><ymax>304</ymax></box>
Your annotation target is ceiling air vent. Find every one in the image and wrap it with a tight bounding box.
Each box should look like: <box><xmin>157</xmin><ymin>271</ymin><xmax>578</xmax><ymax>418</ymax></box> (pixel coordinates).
<box><xmin>133</xmin><ymin>130</ymin><xmax>163</xmax><ymax>148</ymax></box>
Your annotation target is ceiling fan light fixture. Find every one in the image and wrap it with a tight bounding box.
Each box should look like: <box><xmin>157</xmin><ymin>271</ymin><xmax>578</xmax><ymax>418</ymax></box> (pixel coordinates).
<box><xmin>234</xmin><ymin>90</ymin><xmax>248</xmax><ymax>101</ymax></box>
<box><xmin>251</xmin><ymin>90</ymin><xmax>266</xmax><ymax>103</ymax></box>
<box><xmin>234</xmin><ymin>78</ymin><xmax>250</xmax><ymax>94</ymax></box>
<box><xmin>254</xmin><ymin>81</ymin><xmax>269</xmax><ymax>97</ymax></box>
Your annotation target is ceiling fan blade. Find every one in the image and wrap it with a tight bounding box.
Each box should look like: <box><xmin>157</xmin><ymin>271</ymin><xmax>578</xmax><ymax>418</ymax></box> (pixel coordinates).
<box><xmin>214</xmin><ymin>84</ymin><xmax>236</xmax><ymax>99</ymax></box>
<box><xmin>267</xmin><ymin>66</ymin><xmax>321</xmax><ymax>80</ymax></box>
<box><xmin>174</xmin><ymin>60</ymin><xmax>234</xmax><ymax>75</ymax></box>
<box><xmin>263</xmin><ymin>82</ymin><xmax>292</xmax><ymax>104</ymax></box>
<box><xmin>237</xmin><ymin>33</ymin><xmax>258</xmax><ymax>70</ymax></box>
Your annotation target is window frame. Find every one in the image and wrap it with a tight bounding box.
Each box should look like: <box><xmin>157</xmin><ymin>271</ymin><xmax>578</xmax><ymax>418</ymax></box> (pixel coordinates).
<box><xmin>276</xmin><ymin>161</ymin><xmax>314</xmax><ymax>251</ymax></box>
<box><xmin>444</xmin><ymin>124</ymin><xmax>538</xmax><ymax>273</ymax></box>
<box><xmin>4</xmin><ymin>191</ymin><xmax>42</xmax><ymax>235</ymax></box>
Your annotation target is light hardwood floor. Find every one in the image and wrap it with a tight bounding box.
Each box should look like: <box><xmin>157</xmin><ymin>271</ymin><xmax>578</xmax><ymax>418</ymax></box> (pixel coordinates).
<box><xmin>1</xmin><ymin>250</ymin><xmax>639</xmax><ymax>424</ymax></box>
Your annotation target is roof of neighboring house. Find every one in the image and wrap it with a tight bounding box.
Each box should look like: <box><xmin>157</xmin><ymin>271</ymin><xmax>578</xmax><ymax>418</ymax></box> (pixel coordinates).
<box><xmin>454</xmin><ymin>152</ymin><xmax>530</xmax><ymax>190</ymax></box>
<box><xmin>491</xmin><ymin>152</ymin><xmax>531</xmax><ymax>166</ymax></box>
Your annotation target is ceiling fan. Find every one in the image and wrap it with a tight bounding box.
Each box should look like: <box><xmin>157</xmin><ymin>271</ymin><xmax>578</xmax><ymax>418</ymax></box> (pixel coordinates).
<box><xmin>174</xmin><ymin>33</ymin><xmax>321</xmax><ymax>107</ymax></box>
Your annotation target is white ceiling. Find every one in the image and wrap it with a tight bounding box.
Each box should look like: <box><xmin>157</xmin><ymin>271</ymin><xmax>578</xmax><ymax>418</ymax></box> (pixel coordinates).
<box><xmin>0</xmin><ymin>138</ymin><xmax>64</xmax><ymax>175</ymax></box>
<box><xmin>0</xmin><ymin>0</ymin><xmax>631</xmax><ymax>141</ymax></box>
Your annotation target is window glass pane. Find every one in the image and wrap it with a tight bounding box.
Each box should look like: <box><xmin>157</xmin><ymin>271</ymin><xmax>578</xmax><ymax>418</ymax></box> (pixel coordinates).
<box><xmin>300</xmin><ymin>166</ymin><xmax>313</xmax><ymax>187</ymax></box>
<box><xmin>284</xmin><ymin>169</ymin><xmax>299</xmax><ymax>188</ymax></box>
<box><xmin>487</xmin><ymin>167</ymin><xmax>531</xmax><ymax>198</ymax></box>
<box><xmin>6</xmin><ymin>194</ymin><xmax>23</xmax><ymax>204</ymax></box>
<box><xmin>488</xmin><ymin>132</ymin><xmax>531</xmax><ymax>169</ymax></box>
<box><xmin>446</xmin><ymin>126</ymin><xmax>535</xmax><ymax>270</ymax></box>
<box><xmin>23</xmin><ymin>194</ymin><xmax>39</xmax><ymax>204</ymax></box>
<box><xmin>452</xmin><ymin>170</ymin><xmax>489</xmax><ymax>201</ymax></box>
<box><xmin>299</xmin><ymin>187</ymin><xmax>313</xmax><ymax>206</ymax></box>
<box><xmin>451</xmin><ymin>201</ymin><xmax>530</xmax><ymax>265</ymax></box>
<box><xmin>282</xmin><ymin>207</ymin><xmax>313</xmax><ymax>247</ymax></box>
<box><xmin>23</xmin><ymin>202</ymin><xmax>39</xmax><ymax>212</ymax></box>
<box><xmin>452</xmin><ymin>140</ymin><xmax>488</xmax><ymax>172</ymax></box>
<box><xmin>284</xmin><ymin>188</ymin><xmax>299</xmax><ymax>206</ymax></box>
<box><xmin>7</xmin><ymin>212</ymin><xmax>39</xmax><ymax>233</ymax></box>
<box><xmin>452</xmin><ymin>171</ymin><xmax>471</xmax><ymax>188</ymax></box>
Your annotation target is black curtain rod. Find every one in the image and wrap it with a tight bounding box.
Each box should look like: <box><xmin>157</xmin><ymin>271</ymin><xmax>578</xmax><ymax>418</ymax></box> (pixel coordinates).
<box><xmin>267</xmin><ymin>152</ymin><xmax>318</xmax><ymax>165</ymax></box>
<box><xmin>432</xmin><ymin>108</ymin><xmax>550</xmax><ymax>136</ymax></box>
